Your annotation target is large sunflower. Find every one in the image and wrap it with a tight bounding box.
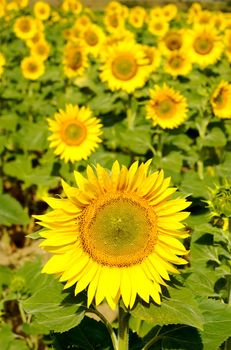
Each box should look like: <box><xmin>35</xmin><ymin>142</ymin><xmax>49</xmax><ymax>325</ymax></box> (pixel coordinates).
<box><xmin>63</xmin><ymin>42</ymin><xmax>88</xmax><ymax>78</ymax></box>
<box><xmin>188</xmin><ymin>26</ymin><xmax>223</xmax><ymax>67</ymax></box>
<box><xmin>100</xmin><ymin>41</ymin><xmax>149</xmax><ymax>93</ymax></box>
<box><xmin>47</xmin><ymin>104</ymin><xmax>103</xmax><ymax>163</ymax></box>
<box><xmin>211</xmin><ymin>81</ymin><xmax>231</xmax><ymax>119</ymax></box>
<box><xmin>164</xmin><ymin>51</ymin><xmax>192</xmax><ymax>77</ymax></box>
<box><xmin>35</xmin><ymin>160</ymin><xmax>190</xmax><ymax>310</ymax></box>
<box><xmin>14</xmin><ymin>16</ymin><xmax>37</xmax><ymax>40</ymax></box>
<box><xmin>146</xmin><ymin>84</ymin><xmax>188</xmax><ymax>129</ymax></box>
<box><xmin>21</xmin><ymin>56</ymin><xmax>45</xmax><ymax>80</ymax></box>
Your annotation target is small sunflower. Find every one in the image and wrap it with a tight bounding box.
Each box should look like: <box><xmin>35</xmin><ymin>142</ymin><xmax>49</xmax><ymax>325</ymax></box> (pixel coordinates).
<box><xmin>148</xmin><ymin>17</ymin><xmax>169</xmax><ymax>37</ymax></box>
<box><xmin>74</xmin><ymin>15</ymin><xmax>92</xmax><ymax>31</ymax></box>
<box><xmin>104</xmin><ymin>12</ymin><xmax>125</xmax><ymax>34</ymax></box>
<box><xmin>30</xmin><ymin>40</ymin><xmax>50</xmax><ymax>61</ymax></box>
<box><xmin>162</xmin><ymin>4</ymin><xmax>178</xmax><ymax>22</ymax></box>
<box><xmin>33</xmin><ymin>1</ymin><xmax>50</xmax><ymax>21</ymax></box>
<box><xmin>14</xmin><ymin>16</ymin><xmax>37</xmax><ymax>40</ymax></box>
<box><xmin>81</xmin><ymin>24</ymin><xmax>105</xmax><ymax>57</ymax></box>
<box><xmin>63</xmin><ymin>42</ymin><xmax>88</xmax><ymax>78</ymax></box>
<box><xmin>35</xmin><ymin>160</ymin><xmax>190</xmax><ymax>310</ymax></box>
<box><xmin>128</xmin><ymin>6</ymin><xmax>146</xmax><ymax>29</ymax></box>
<box><xmin>188</xmin><ymin>26</ymin><xmax>223</xmax><ymax>67</ymax></box>
<box><xmin>211</xmin><ymin>12</ymin><xmax>227</xmax><ymax>32</ymax></box>
<box><xmin>142</xmin><ymin>45</ymin><xmax>161</xmax><ymax>73</ymax></box>
<box><xmin>146</xmin><ymin>84</ymin><xmax>188</xmax><ymax>129</ymax></box>
<box><xmin>164</xmin><ymin>51</ymin><xmax>192</xmax><ymax>77</ymax></box>
<box><xmin>47</xmin><ymin>104</ymin><xmax>102</xmax><ymax>163</ymax></box>
<box><xmin>149</xmin><ymin>6</ymin><xmax>163</xmax><ymax>18</ymax></box>
<box><xmin>193</xmin><ymin>10</ymin><xmax>213</xmax><ymax>27</ymax></box>
<box><xmin>62</xmin><ymin>0</ymin><xmax>82</xmax><ymax>15</ymax></box>
<box><xmin>0</xmin><ymin>52</ymin><xmax>6</xmax><ymax>77</ymax></box>
<box><xmin>100</xmin><ymin>40</ymin><xmax>149</xmax><ymax>93</ymax></box>
<box><xmin>211</xmin><ymin>81</ymin><xmax>231</xmax><ymax>119</ymax></box>
<box><xmin>159</xmin><ymin>29</ymin><xmax>188</xmax><ymax>56</ymax></box>
<box><xmin>21</xmin><ymin>56</ymin><xmax>45</xmax><ymax>80</ymax></box>
<box><xmin>26</xmin><ymin>31</ymin><xmax>44</xmax><ymax>48</ymax></box>
<box><xmin>224</xmin><ymin>29</ymin><xmax>231</xmax><ymax>62</ymax></box>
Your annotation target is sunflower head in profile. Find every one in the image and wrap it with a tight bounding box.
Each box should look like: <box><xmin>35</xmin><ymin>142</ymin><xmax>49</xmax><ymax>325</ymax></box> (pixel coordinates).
<box><xmin>30</xmin><ymin>39</ymin><xmax>50</xmax><ymax>61</ymax></box>
<box><xmin>63</xmin><ymin>42</ymin><xmax>88</xmax><ymax>78</ymax></box>
<box><xmin>148</xmin><ymin>17</ymin><xmax>169</xmax><ymax>37</ymax></box>
<box><xmin>164</xmin><ymin>51</ymin><xmax>192</xmax><ymax>77</ymax></box>
<box><xmin>14</xmin><ymin>16</ymin><xmax>37</xmax><ymax>40</ymax></box>
<box><xmin>35</xmin><ymin>160</ymin><xmax>190</xmax><ymax>310</ymax></box>
<box><xmin>211</xmin><ymin>81</ymin><xmax>231</xmax><ymax>119</ymax></box>
<box><xmin>146</xmin><ymin>84</ymin><xmax>188</xmax><ymax>129</ymax></box>
<box><xmin>47</xmin><ymin>104</ymin><xmax>103</xmax><ymax>163</ymax></box>
<box><xmin>21</xmin><ymin>56</ymin><xmax>45</xmax><ymax>80</ymax></box>
<box><xmin>100</xmin><ymin>40</ymin><xmax>149</xmax><ymax>93</ymax></box>
<box><xmin>33</xmin><ymin>1</ymin><xmax>50</xmax><ymax>21</ymax></box>
<box><xmin>189</xmin><ymin>25</ymin><xmax>223</xmax><ymax>67</ymax></box>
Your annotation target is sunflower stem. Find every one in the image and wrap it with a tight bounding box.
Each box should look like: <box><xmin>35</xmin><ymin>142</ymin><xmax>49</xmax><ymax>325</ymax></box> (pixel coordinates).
<box><xmin>118</xmin><ymin>304</ymin><xmax>130</xmax><ymax>350</ymax></box>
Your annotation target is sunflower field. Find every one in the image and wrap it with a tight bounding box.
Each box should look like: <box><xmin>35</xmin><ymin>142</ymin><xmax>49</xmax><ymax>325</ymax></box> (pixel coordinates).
<box><xmin>1</xmin><ymin>0</ymin><xmax>231</xmax><ymax>349</ymax></box>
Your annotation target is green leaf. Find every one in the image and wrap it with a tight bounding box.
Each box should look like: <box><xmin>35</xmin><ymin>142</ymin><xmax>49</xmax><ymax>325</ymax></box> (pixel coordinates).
<box><xmin>199</xmin><ymin>299</ymin><xmax>231</xmax><ymax>350</ymax></box>
<box><xmin>22</xmin><ymin>278</ymin><xmax>86</xmax><ymax>333</ymax></box>
<box><xmin>131</xmin><ymin>287</ymin><xmax>204</xmax><ymax>330</ymax></box>
<box><xmin>0</xmin><ymin>194</ymin><xmax>29</xmax><ymax>226</ymax></box>
<box><xmin>15</xmin><ymin>121</ymin><xmax>49</xmax><ymax>151</ymax></box>
<box><xmin>202</xmin><ymin>127</ymin><xmax>226</xmax><ymax>148</ymax></box>
<box><xmin>0</xmin><ymin>324</ymin><xmax>29</xmax><ymax>350</ymax></box>
<box><xmin>161</xmin><ymin>326</ymin><xmax>203</xmax><ymax>350</ymax></box>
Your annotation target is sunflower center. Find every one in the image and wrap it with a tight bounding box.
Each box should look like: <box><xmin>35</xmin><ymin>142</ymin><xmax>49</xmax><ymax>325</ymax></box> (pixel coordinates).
<box><xmin>166</xmin><ymin>34</ymin><xmax>182</xmax><ymax>50</ymax></box>
<box><xmin>20</xmin><ymin>20</ymin><xmax>31</xmax><ymax>33</ymax></box>
<box><xmin>61</xmin><ymin>120</ymin><xmax>87</xmax><ymax>146</ymax></box>
<box><xmin>155</xmin><ymin>97</ymin><xmax>176</xmax><ymax>118</ymax></box>
<box><xmin>37</xmin><ymin>45</ymin><xmax>46</xmax><ymax>54</ymax></box>
<box><xmin>79</xmin><ymin>194</ymin><xmax>157</xmax><ymax>267</ymax></box>
<box><xmin>193</xmin><ymin>36</ymin><xmax>213</xmax><ymax>55</ymax></box>
<box><xmin>27</xmin><ymin>62</ymin><xmax>38</xmax><ymax>72</ymax></box>
<box><xmin>111</xmin><ymin>54</ymin><xmax>138</xmax><ymax>81</ymax></box>
<box><xmin>84</xmin><ymin>30</ymin><xmax>98</xmax><ymax>46</ymax></box>
<box><xmin>68</xmin><ymin>51</ymin><xmax>82</xmax><ymax>70</ymax></box>
<box><xmin>169</xmin><ymin>56</ymin><xmax>183</xmax><ymax>69</ymax></box>
<box><xmin>154</xmin><ymin>22</ymin><xmax>163</xmax><ymax>31</ymax></box>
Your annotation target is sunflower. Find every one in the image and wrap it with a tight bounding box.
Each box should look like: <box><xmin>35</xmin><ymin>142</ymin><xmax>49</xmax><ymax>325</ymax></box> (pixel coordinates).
<box><xmin>211</xmin><ymin>81</ymin><xmax>231</xmax><ymax>119</ymax></box>
<box><xmin>35</xmin><ymin>160</ymin><xmax>190</xmax><ymax>310</ymax></box>
<box><xmin>62</xmin><ymin>0</ymin><xmax>82</xmax><ymax>15</ymax></box>
<box><xmin>106</xmin><ymin>1</ymin><xmax>123</xmax><ymax>14</ymax></box>
<box><xmin>128</xmin><ymin>6</ymin><xmax>146</xmax><ymax>29</ymax></box>
<box><xmin>33</xmin><ymin>1</ymin><xmax>50</xmax><ymax>21</ymax></box>
<box><xmin>142</xmin><ymin>45</ymin><xmax>161</xmax><ymax>73</ymax></box>
<box><xmin>162</xmin><ymin>4</ymin><xmax>178</xmax><ymax>22</ymax></box>
<box><xmin>14</xmin><ymin>16</ymin><xmax>37</xmax><ymax>40</ymax></box>
<box><xmin>14</xmin><ymin>0</ymin><xmax>28</xmax><ymax>8</ymax></box>
<box><xmin>164</xmin><ymin>51</ymin><xmax>192</xmax><ymax>77</ymax></box>
<box><xmin>104</xmin><ymin>11</ymin><xmax>125</xmax><ymax>34</ymax></box>
<box><xmin>100</xmin><ymin>40</ymin><xmax>149</xmax><ymax>93</ymax></box>
<box><xmin>63</xmin><ymin>42</ymin><xmax>88</xmax><ymax>78</ymax></box>
<box><xmin>81</xmin><ymin>24</ymin><xmax>105</xmax><ymax>57</ymax></box>
<box><xmin>159</xmin><ymin>29</ymin><xmax>188</xmax><ymax>56</ymax></box>
<box><xmin>188</xmin><ymin>26</ymin><xmax>223</xmax><ymax>67</ymax></box>
<box><xmin>211</xmin><ymin>12</ymin><xmax>227</xmax><ymax>32</ymax></box>
<box><xmin>30</xmin><ymin>40</ymin><xmax>50</xmax><ymax>61</ymax></box>
<box><xmin>47</xmin><ymin>104</ymin><xmax>102</xmax><ymax>163</ymax></box>
<box><xmin>146</xmin><ymin>84</ymin><xmax>188</xmax><ymax>129</ymax></box>
<box><xmin>149</xmin><ymin>6</ymin><xmax>163</xmax><ymax>18</ymax></box>
<box><xmin>74</xmin><ymin>15</ymin><xmax>92</xmax><ymax>31</ymax></box>
<box><xmin>26</xmin><ymin>31</ymin><xmax>44</xmax><ymax>48</ymax></box>
<box><xmin>193</xmin><ymin>10</ymin><xmax>213</xmax><ymax>27</ymax></box>
<box><xmin>0</xmin><ymin>0</ymin><xmax>6</xmax><ymax>18</ymax></box>
<box><xmin>224</xmin><ymin>29</ymin><xmax>231</xmax><ymax>62</ymax></box>
<box><xmin>187</xmin><ymin>2</ymin><xmax>202</xmax><ymax>24</ymax></box>
<box><xmin>0</xmin><ymin>52</ymin><xmax>5</xmax><ymax>77</ymax></box>
<box><xmin>148</xmin><ymin>17</ymin><xmax>169</xmax><ymax>37</ymax></box>
<box><xmin>21</xmin><ymin>56</ymin><xmax>45</xmax><ymax>80</ymax></box>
